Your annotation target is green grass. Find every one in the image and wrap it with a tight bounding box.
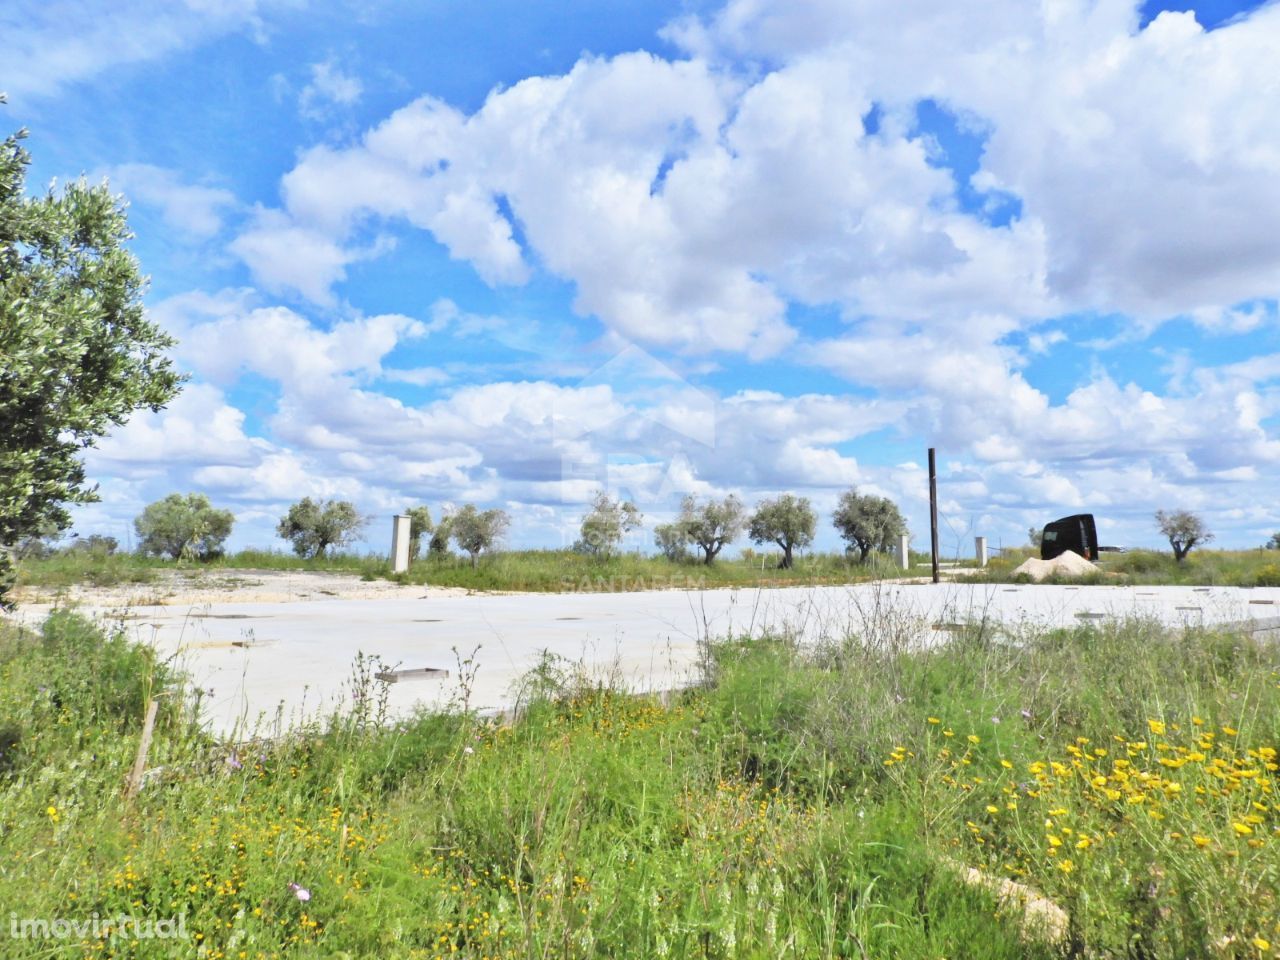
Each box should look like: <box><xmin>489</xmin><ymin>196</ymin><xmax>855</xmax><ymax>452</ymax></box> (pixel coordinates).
<box><xmin>11</xmin><ymin>549</ymin><xmax>170</xmax><ymax>589</ymax></box>
<box><xmin>20</xmin><ymin>542</ymin><xmax>1280</xmax><ymax>600</ymax></box>
<box><xmin>979</xmin><ymin>546</ymin><xmax>1280</xmax><ymax>587</ymax></box>
<box><xmin>13</xmin><ymin>547</ymin><xmax>917</xmax><ymax>596</ymax></box>
<box><xmin>386</xmin><ymin>548</ymin><xmax>915</xmax><ymax>593</ymax></box>
<box><xmin>2</xmin><ymin>609</ymin><xmax>1278</xmax><ymax>958</ymax></box>
<box><xmin>12</xmin><ymin>548</ymin><xmax>389</xmax><ymax>592</ymax></box>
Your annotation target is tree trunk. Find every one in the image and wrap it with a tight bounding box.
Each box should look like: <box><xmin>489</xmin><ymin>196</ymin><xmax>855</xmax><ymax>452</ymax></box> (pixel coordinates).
<box><xmin>779</xmin><ymin>543</ymin><xmax>793</xmax><ymax>569</ymax></box>
<box><xmin>858</xmin><ymin>542</ymin><xmax>872</xmax><ymax>563</ymax></box>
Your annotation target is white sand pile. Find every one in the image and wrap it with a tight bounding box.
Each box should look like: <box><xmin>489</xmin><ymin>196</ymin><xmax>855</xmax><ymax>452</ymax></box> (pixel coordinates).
<box><xmin>1011</xmin><ymin>550</ymin><xmax>1099</xmax><ymax>582</ymax></box>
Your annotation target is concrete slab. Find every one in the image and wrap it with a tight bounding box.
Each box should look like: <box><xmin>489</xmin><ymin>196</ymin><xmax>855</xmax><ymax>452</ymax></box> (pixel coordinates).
<box><xmin>14</xmin><ymin>581</ymin><xmax>1280</xmax><ymax>738</ymax></box>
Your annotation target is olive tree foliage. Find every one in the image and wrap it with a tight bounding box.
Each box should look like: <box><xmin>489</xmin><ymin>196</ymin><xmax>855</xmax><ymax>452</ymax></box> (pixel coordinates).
<box><xmin>832</xmin><ymin>489</ymin><xmax>907</xmax><ymax>563</ymax></box>
<box><xmin>576</xmin><ymin>490</ymin><xmax>642</xmax><ymax>558</ymax></box>
<box><xmin>748</xmin><ymin>494</ymin><xmax>816</xmax><ymax>569</ymax></box>
<box><xmin>405</xmin><ymin>506</ymin><xmax>433</xmax><ymax>560</ymax></box>
<box><xmin>450</xmin><ymin>504</ymin><xmax>510</xmax><ymax>567</ymax></box>
<box><xmin>1155</xmin><ymin>509</ymin><xmax>1213</xmax><ymax>563</ymax></box>
<box><xmin>0</xmin><ymin>100</ymin><xmax>183</xmax><ymax>606</ymax></box>
<box><xmin>1266</xmin><ymin>532</ymin><xmax>1280</xmax><ymax>551</ymax></box>
<box><xmin>134</xmin><ymin>493</ymin><xmax>234</xmax><ymax>561</ymax></box>
<box><xmin>9</xmin><ymin>519</ymin><xmax>62</xmax><ymax>561</ymax></box>
<box><xmin>71</xmin><ymin>534</ymin><xmax>118</xmax><ymax>557</ymax></box>
<box><xmin>653</xmin><ymin>522</ymin><xmax>691</xmax><ymax>563</ymax></box>
<box><xmin>428</xmin><ymin>512</ymin><xmax>454</xmax><ymax>558</ymax></box>
<box><xmin>276</xmin><ymin>498</ymin><xmax>366</xmax><ymax>558</ymax></box>
<box><xmin>672</xmin><ymin>494</ymin><xmax>745</xmax><ymax>565</ymax></box>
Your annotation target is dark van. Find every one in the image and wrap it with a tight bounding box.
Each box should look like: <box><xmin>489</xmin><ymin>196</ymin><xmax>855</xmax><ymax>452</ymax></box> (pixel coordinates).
<box><xmin>1040</xmin><ymin>514</ymin><xmax>1099</xmax><ymax>562</ymax></box>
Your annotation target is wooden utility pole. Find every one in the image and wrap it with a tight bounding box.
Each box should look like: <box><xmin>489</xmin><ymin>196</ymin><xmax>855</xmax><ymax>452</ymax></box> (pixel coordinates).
<box><xmin>928</xmin><ymin>447</ymin><xmax>940</xmax><ymax>584</ymax></box>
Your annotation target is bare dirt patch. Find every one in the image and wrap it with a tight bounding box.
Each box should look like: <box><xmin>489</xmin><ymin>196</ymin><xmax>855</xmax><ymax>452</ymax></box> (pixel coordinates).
<box><xmin>12</xmin><ymin>569</ymin><xmax>471</xmax><ymax>611</ymax></box>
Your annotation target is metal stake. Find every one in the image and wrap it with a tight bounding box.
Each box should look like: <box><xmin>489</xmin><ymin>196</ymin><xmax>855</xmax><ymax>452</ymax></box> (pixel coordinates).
<box><xmin>929</xmin><ymin>447</ymin><xmax>940</xmax><ymax>584</ymax></box>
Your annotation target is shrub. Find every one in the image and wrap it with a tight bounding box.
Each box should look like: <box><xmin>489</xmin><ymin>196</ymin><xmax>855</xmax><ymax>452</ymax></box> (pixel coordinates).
<box><xmin>1251</xmin><ymin>563</ymin><xmax>1280</xmax><ymax>587</ymax></box>
<box><xmin>653</xmin><ymin>521</ymin><xmax>691</xmax><ymax>563</ymax></box>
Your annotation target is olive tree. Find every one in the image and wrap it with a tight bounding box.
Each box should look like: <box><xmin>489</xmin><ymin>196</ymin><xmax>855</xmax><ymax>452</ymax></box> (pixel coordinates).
<box><xmin>576</xmin><ymin>490</ymin><xmax>641</xmax><ymax>558</ymax></box>
<box><xmin>676</xmin><ymin>494</ymin><xmax>745</xmax><ymax>565</ymax></box>
<box><xmin>1156</xmin><ymin>509</ymin><xmax>1213</xmax><ymax>563</ymax></box>
<box><xmin>405</xmin><ymin>506</ymin><xmax>433</xmax><ymax>560</ymax></box>
<box><xmin>428</xmin><ymin>513</ymin><xmax>454</xmax><ymax>559</ymax></box>
<box><xmin>653</xmin><ymin>522</ymin><xmax>691</xmax><ymax>563</ymax></box>
<box><xmin>276</xmin><ymin>498</ymin><xmax>366</xmax><ymax>558</ymax></box>
<box><xmin>450</xmin><ymin>504</ymin><xmax>510</xmax><ymax>566</ymax></box>
<box><xmin>832</xmin><ymin>489</ymin><xmax>907</xmax><ymax>563</ymax></box>
<box><xmin>748</xmin><ymin>494</ymin><xmax>816</xmax><ymax>569</ymax></box>
<box><xmin>134</xmin><ymin>493</ymin><xmax>234</xmax><ymax>561</ymax></box>
<box><xmin>0</xmin><ymin>101</ymin><xmax>183</xmax><ymax>606</ymax></box>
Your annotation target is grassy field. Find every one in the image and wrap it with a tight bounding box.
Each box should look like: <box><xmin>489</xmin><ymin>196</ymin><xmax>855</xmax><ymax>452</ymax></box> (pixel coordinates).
<box><xmin>16</xmin><ymin>541</ymin><xmax>1280</xmax><ymax>600</ymax></box>
<box><xmin>383</xmin><ymin>548</ymin><xmax>926</xmax><ymax>593</ymax></box>
<box><xmin>981</xmin><ymin>547</ymin><xmax>1280</xmax><ymax>588</ymax></box>
<box><xmin>9</xmin><ymin>548</ymin><xmax>387</xmax><ymax>591</ymax></box>
<box><xmin>1</xmin><ymin>609</ymin><xmax>1277</xmax><ymax>958</ymax></box>
<box><xmin>12</xmin><ymin>547</ymin><xmax>927</xmax><ymax>595</ymax></box>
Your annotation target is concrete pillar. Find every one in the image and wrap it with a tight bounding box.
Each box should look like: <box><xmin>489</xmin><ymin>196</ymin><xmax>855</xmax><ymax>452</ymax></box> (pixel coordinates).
<box><xmin>391</xmin><ymin>514</ymin><xmax>412</xmax><ymax>573</ymax></box>
<box><xmin>975</xmin><ymin>536</ymin><xmax>989</xmax><ymax>568</ymax></box>
<box><xmin>896</xmin><ymin>534</ymin><xmax>911</xmax><ymax>570</ymax></box>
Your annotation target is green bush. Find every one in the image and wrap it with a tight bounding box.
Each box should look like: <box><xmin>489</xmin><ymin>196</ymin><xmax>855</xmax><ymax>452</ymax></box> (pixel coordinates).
<box><xmin>1106</xmin><ymin>549</ymin><xmax>1171</xmax><ymax>575</ymax></box>
<box><xmin>1251</xmin><ymin>562</ymin><xmax>1280</xmax><ymax>587</ymax></box>
<box><xmin>0</xmin><ymin>611</ymin><xmax>179</xmax><ymax>740</ymax></box>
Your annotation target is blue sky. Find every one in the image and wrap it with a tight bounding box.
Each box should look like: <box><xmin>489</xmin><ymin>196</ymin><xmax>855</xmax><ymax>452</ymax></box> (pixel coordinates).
<box><xmin>4</xmin><ymin>0</ymin><xmax>1280</xmax><ymax>556</ymax></box>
